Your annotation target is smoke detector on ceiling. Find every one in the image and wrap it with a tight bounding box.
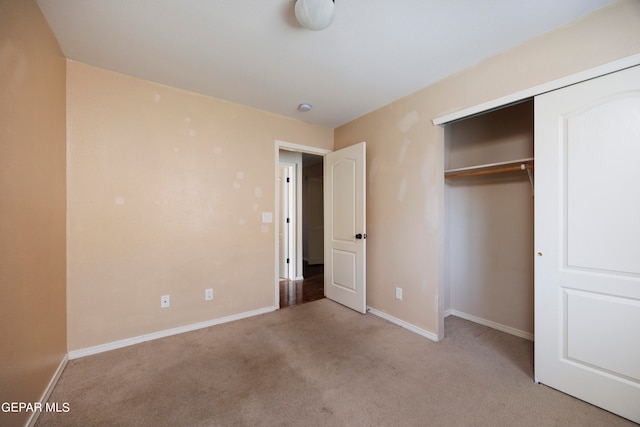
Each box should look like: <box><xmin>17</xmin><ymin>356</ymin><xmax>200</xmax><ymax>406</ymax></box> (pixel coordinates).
<box><xmin>298</xmin><ymin>103</ymin><xmax>312</xmax><ymax>112</ymax></box>
<box><xmin>294</xmin><ymin>0</ymin><xmax>335</xmax><ymax>31</ymax></box>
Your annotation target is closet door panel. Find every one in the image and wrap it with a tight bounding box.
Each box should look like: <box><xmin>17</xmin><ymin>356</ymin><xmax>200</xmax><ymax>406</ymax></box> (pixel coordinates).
<box><xmin>565</xmin><ymin>97</ymin><xmax>640</xmax><ymax>275</ymax></box>
<box><xmin>535</xmin><ymin>65</ymin><xmax>640</xmax><ymax>423</ymax></box>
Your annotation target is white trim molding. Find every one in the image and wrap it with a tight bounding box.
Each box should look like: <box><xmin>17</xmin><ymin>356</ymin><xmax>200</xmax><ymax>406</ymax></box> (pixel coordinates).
<box><xmin>449</xmin><ymin>309</ymin><xmax>534</xmax><ymax>341</ymax></box>
<box><xmin>68</xmin><ymin>306</ymin><xmax>276</xmax><ymax>359</ymax></box>
<box><xmin>275</xmin><ymin>140</ymin><xmax>331</xmax><ymax>156</ymax></box>
<box><xmin>367</xmin><ymin>307</ymin><xmax>440</xmax><ymax>342</ymax></box>
<box><xmin>433</xmin><ymin>53</ymin><xmax>640</xmax><ymax>125</ymax></box>
<box><xmin>27</xmin><ymin>354</ymin><xmax>68</xmax><ymax>427</ymax></box>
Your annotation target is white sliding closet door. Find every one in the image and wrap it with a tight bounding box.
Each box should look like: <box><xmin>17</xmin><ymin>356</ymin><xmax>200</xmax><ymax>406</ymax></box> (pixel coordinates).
<box><xmin>535</xmin><ymin>65</ymin><xmax>640</xmax><ymax>423</ymax></box>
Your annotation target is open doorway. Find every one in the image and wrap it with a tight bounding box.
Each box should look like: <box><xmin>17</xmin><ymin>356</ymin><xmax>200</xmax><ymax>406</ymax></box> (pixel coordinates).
<box><xmin>277</xmin><ymin>145</ymin><xmax>327</xmax><ymax>308</ymax></box>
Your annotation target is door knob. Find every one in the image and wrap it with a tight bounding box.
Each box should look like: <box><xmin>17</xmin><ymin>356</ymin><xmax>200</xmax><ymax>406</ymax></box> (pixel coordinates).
<box><xmin>355</xmin><ymin>233</ymin><xmax>366</xmax><ymax>239</ymax></box>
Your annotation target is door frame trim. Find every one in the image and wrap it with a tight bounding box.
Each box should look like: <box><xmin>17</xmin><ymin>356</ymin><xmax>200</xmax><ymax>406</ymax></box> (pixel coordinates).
<box><xmin>274</xmin><ymin>140</ymin><xmax>331</xmax><ymax>309</ymax></box>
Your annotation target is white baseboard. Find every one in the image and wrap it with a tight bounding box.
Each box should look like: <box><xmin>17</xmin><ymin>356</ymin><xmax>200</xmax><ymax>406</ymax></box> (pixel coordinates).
<box><xmin>367</xmin><ymin>307</ymin><xmax>440</xmax><ymax>342</ymax></box>
<box><xmin>27</xmin><ymin>354</ymin><xmax>68</xmax><ymax>427</ymax></box>
<box><xmin>444</xmin><ymin>308</ymin><xmax>452</xmax><ymax>317</ymax></box>
<box><xmin>449</xmin><ymin>309</ymin><xmax>534</xmax><ymax>341</ymax></box>
<box><xmin>68</xmin><ymin>306</ymin><xmax>277</xmax><ymax>359</ymax></box>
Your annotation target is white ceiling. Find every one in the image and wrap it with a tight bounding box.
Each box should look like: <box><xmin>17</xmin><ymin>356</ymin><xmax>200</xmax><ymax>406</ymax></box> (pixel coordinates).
<box><xmin>37</xmin><ymin>0</ymin><xmax>615</xmax><ymax>128</ymax></box>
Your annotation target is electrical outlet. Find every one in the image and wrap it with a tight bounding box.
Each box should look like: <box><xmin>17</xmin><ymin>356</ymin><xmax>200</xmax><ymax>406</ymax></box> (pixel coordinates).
<box><xmin>160</xmin><ymin>294</ymin><xmax>170</xmax><ymax>308</ymax></box>
<box><xmin>395</xmin><ymin>287</ymin><xmax>403</xmax><ymax>301</ymax></box>
<box><xmin>205</xmin><ymin>288</ymin><xmax>213</xmax><ymax>301</ymax></box>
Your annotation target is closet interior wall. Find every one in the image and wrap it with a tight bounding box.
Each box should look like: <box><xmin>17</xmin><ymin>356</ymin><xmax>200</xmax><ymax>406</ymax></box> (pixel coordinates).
<box><xmin>444</xmin><ymin>100</ymin><xmax>534</xmax><ymax>338</ymax></box>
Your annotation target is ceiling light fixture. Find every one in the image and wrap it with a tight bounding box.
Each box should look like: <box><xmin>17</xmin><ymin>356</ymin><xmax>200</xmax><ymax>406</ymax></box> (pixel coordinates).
<box><xmin>294</xmin><ymin>0</ymin><xmax>335</xmax><ymax>31</ymax></box>
<box><xmin>298</xmin><ymin>103</ymin><xmax>312</xmax><ymax>112</ymax></box>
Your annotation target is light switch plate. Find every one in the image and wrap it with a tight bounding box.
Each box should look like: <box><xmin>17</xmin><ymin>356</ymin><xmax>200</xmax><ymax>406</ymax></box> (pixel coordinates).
<box><xmin>161</xmin><ymin>294</ymin><xmax>170</xmax><ymax>308</ymax></box>
<box><xmin>262</xmin><ymin>212</ymin><xmax>273</xmax><ymax>223</ymax></box>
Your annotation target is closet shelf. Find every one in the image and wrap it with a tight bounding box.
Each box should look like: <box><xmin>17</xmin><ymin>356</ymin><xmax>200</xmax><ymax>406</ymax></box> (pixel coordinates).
<box><xmin>444</xmin><ymin>157</ymin><xmax>534</xmax><ymax>179</ymax></box>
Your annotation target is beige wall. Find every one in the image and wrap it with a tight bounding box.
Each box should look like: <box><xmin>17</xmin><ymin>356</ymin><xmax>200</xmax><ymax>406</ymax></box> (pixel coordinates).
<box><xmin>67</xmin><ymin>61</ymin><xmax>332</xmax><ymax>350</ymax></box>
<box><xmin>334</xmin><ymin>0</ymin><xmax>640</xmax><ymax>338</ymax></box>
<box><xmin>0</xmin><ymin>0</ymin><xmax>67</xmax><ymax>426</ymax></box>
<box><xmin>445</xmin><ymin>101</ymin><xmax>534</xmax><ymax>335</ymax></box>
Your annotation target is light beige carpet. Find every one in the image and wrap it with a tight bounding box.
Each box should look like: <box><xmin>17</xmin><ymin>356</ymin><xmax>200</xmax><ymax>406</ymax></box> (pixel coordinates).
<box><xmin>37</xmin><ymin>299</ymin><xmax>635</xmax><ymax>426</ymax></box>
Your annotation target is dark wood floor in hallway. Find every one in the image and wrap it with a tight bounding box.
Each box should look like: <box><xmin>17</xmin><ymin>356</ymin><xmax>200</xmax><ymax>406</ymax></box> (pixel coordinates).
<box><xmin>279</xmin><ymin>263</ymin><xmax>324</xmax><ymax>308</ymax></box>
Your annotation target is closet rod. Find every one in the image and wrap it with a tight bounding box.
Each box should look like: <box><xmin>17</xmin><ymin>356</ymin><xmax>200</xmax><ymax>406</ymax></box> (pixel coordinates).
<box><xmin>445</xmin><ymin>163</ymin><xmax>533</xmax><ymax>179</ymax></box>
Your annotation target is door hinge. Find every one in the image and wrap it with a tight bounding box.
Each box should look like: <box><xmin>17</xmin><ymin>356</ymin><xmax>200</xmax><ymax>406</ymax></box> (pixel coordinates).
<box><xmin>286</xmin><ymin>218</ymin><xmax>290</xmax><ymax>223</ymax></box>
<box><xmin>286</xmin><ymin>177</ymin><xmax>290</xmax><ymax>183</ymax></box>
<box><xmin>286</xmin><ymin>258</ymin><xmax>290</xmax><ymax>264</ymax></box>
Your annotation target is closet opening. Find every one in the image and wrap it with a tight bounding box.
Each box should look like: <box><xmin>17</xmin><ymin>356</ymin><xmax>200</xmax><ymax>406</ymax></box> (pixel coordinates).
<box><xmin>444</xmin><ymin>98</ymin><xmax>535</xmax><ymax>342</ymax></box>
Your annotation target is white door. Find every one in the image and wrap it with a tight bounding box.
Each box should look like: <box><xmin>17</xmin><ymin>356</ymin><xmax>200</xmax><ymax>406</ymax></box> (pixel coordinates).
<box><xmin>535</xmin><ymin>65</ymin><xmax>640</xmax><ymax>423</ymax></box>
<box><xmin>324</xmin><ymin>142</ymin><xmax>366</xmax><ymax>313</ymax></box>
<box><xmin>278</xmin><ymin>165</ymin><xmax>292</xmax><ymax>279</ymax></box>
